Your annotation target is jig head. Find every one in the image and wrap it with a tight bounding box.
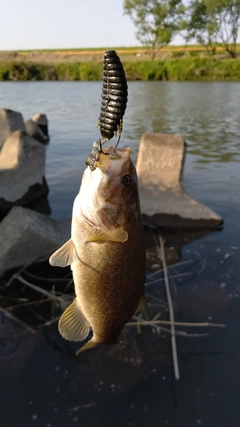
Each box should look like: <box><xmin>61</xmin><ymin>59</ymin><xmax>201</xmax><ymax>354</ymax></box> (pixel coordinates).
<box><xmin>85</xmin><ymin>139</ymin><xmax>103</xmax><ymax>171</ymax></box>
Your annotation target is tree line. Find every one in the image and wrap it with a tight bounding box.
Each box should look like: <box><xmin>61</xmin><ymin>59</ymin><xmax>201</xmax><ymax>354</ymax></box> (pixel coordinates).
<box><xmin>123</xmin><ymin>0</ymin><xmax>240</xmax><ymax>58</ymax></box>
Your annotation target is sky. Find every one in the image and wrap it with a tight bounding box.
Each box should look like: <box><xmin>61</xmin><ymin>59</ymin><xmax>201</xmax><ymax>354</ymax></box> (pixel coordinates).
<box><xmin>0</xmin><ymin>0</ymin><xmax>183</xmax><ymax>51</ymax></box>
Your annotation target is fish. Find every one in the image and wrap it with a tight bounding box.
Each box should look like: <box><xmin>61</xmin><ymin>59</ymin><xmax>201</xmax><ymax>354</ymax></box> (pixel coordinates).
<box><xmin>49</xmin><ymin>145</ymin><xmax>146</xmax><ymax>354</ymax></box>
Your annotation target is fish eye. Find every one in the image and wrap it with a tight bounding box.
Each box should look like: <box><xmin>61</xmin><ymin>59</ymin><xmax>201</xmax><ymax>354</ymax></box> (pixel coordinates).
<box><xmin>122</xmin><ymin>174</ymin><xmax>133</xmax><ymax>187</ymax></box>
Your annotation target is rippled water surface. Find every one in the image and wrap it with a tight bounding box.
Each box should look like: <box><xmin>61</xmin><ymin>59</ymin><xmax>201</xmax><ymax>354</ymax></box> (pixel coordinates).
<box><xmin>1</xmin><ymin>81</ymin><xmax>240</xmax><ymax>427</ymax></box>
<box><xmin>1</xmin><ymin>81</ymin><xmax>239</xmax><ymax>245</ymax></box>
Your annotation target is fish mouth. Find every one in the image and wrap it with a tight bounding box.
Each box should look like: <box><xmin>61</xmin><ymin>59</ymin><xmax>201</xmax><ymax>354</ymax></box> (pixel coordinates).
<box><xmin>101</xmin><ymin>145</ymin><xmax>131</xmax><ymax>159</ymax></box>
<box><xmin>96</xmin><ymin>146</ymin><xmax>131</xmax><ymax>174</ymax></box>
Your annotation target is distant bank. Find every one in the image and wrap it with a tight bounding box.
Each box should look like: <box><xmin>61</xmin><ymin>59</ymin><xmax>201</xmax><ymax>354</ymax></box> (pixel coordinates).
<box><xmin>0</xmin><ymin>46</ymin><xmax>240</xmax><ymax>81</ymax></box>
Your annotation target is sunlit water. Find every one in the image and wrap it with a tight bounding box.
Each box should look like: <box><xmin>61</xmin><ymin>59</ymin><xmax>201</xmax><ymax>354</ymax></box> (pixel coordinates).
<box><xmin>1</xmin><ymin>81</ymin><xmax>240</xmax><ymax>246</ymax></box>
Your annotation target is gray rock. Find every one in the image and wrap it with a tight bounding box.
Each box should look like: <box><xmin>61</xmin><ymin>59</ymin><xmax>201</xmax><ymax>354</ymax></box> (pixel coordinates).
<box><xmin>0</xmin><ymin>130</ymin><xmax>48</xmax><ymax>215</ymax></box>
<box><xmin>0</xmin><ymin>206</ymin><xmax>64</xmax><ymax>276</ymax></box>
<box><xmin>32</xmin><ymin>113</ymin><xmax>49</xmax><ymax>141</ymax></box>
<box><xmin>25</xmin><ymin>119</ymin><xmax>47</xmax><ymax>143</ymax></box>
<box><xmin>0</xmin><ymin>109</ymin><xmax>25</xmax><ymax>150</ymax></box>
<box><xmin>136</xmin><ymin>132</ymin><xmax>223</xmax><ymax>229</ymax></box>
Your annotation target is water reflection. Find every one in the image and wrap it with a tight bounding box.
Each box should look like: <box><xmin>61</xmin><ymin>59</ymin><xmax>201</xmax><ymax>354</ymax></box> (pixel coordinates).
<box><xmin>127</xmin><ymin>81</ymin><xmax>240</xmax><ymax>165</ymax></box>
<box><xmin>1</xmin><ymin>81</ymin><xmax>239</xmax><ymax>242</ymax></box>
<box><xmin>1</xmin><ymin>81</ymin><xmax>240</xmax><ymax>427</ymax></box>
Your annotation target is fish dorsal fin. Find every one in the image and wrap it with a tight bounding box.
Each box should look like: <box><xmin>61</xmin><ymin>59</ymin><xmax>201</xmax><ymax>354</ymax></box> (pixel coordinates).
<box><xmin>49</xmin><ymin>239</ymin><xmax>78</xmax><ymax>267</ymax></box>
<box><xmin>58</xmin><ymin>299</ymin><xmax>91</xmax><ymax>342</ymax></box>
<box><xmin>87</xmin><ymin>227</ymin><xmax>128</xmax><ymax>243</ymax></box>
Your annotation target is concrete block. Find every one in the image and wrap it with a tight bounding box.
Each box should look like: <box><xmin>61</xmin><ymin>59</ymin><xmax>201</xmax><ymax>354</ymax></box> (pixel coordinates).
<box><xmin>0</xmin><ymin>130</ymin><xmax>48</xmax><ymax>215</ymax></box>
<box><xmin>136</xmin><ymin>133</ymin><xmax>223</xmax><ymax>229</ymax></box>
<box><xmin>25</xmin><ymin>119</ymin><xmax>47</xmax><ymax>143</ymax></box>
<box><xmin>0</xmin><ymin>206</ymin><xmax>64</xmax><ymax>276</ymax></box>
<box><xmin>137</xmin><ymin>133</ymin><xmax>186</xmax><ymax>189</ymax></box>
<box><xmin>0</xmin><ymin>108</ymin><xmax>26</xmax><ymax>150</ymax></box>
<box><xmin>32</xmin><ymin>113</ymin><xmax>49</xmax><ymax>141</ymax></box>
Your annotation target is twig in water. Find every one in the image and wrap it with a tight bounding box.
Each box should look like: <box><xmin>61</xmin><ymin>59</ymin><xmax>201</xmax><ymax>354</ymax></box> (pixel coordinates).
<box><xmin>194</xmin><ymin>251</ymin><xmax>206</xmax><ymax>275</ymax></box>
<box><xmin>12</xmin><ymin>273</ymin><xmax>70</xmax><ymax>311</ymax></box>
<box><xmin>145</xmin><ymin>272</ymin><xmax>192</xmax><ymax>287</ymax></box>
<box><xmin>159</xmin><ymin>236</ymin><xmax>180</xmax><ymax>380</ymax></box>
<box><xmin>128</xmin><ymin>316</ymin><xmax>211</xmax><ymax>338</ymax></box>
<box><xmin>63</xmin><ymin>278</ymin><xmax>74</xmax><ymax>293</ymax></box>
<box><xmin>42</xmin><ymin>316</ymin><xmax>60</xmax><ymax>327</ymax></box>
<box><xmin>146</xmin><ymin>259</ymin><xmax>198</xmax><ymax>281</ymax></box>
<box><xmin>129</xmin><ymin>318</ymin><xmax>225</xmax><ymax>329</ymax></box>
<box><xmin>4</xmin><ymin>252</ymin><xmax>54</xmax><ymax>289</ymax></box>
<box><xmin>158</xmin><ymin>327</ymin><xmax>209</xmax><ymax>338</ymax></box>
<box><xmin>6</xmin><ymin>298</ymin><xmax>52</xmax><ymax>311</ymax></box>
<box><xmin>24</xmin><ymin>269</ymin><xmax>71</xmax><ymax>284</ymax></box>
<box><xmin>144</xmin><ymin>292</ymin><xmax>167</xmax><ymax>307</ymax></box>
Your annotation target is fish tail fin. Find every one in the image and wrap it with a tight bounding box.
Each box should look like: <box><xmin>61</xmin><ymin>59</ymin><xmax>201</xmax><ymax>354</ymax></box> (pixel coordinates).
<box><xmin>75</xmin><ymin>338</ymin><xmax>99</xmax><ymax>355</ymax></box>
<box><xmin>58</xmin><ymin>299</ymin><xmax>91</xmax><ymax>342</ymax></box>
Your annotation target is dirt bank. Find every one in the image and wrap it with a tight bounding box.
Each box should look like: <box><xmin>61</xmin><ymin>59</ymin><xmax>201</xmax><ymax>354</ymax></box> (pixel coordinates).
<box><xmin>0</xmin><ymin>45</ymin><xmax>234</xmax><ymax>65</ymax></box>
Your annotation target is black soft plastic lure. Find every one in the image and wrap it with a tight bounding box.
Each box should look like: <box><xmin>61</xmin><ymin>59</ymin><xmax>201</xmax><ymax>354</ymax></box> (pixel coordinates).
<box><xmin>86</xmin><ymin>50</ymin><xmax>128</xmax><ymax>171</ymax></box>
<box><xmin>99</xmin><ymin>50</ymin><xmax>128</xmax><ymax>143</ymax></box>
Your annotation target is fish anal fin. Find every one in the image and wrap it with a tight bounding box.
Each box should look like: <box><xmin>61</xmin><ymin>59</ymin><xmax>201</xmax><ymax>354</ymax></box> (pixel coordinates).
<box><xmin>87</xmin><ymin>227</ymin><xmax>128</xmax><ymax>243</ymax></box>
<box><xmin>49</xmin><ymin>239</ymin><xmax>78</xmax><ymax>267</ymax></box>
<box><xmin>58</xmin><ymin>299</ymin><xmax>91</xmax><ymax>342</ymax></box>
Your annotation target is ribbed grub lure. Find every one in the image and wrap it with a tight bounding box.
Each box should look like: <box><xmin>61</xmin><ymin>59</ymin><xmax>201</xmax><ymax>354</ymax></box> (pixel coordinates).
<box><xmin>86</xmin><ymin>50</ymin><xmax>128</xmax><ymax>171</ymax></box>
<box><xmin>99</xmin><ymin>50</ymin><xmax>128</xmax><ymax>143</ymax></box>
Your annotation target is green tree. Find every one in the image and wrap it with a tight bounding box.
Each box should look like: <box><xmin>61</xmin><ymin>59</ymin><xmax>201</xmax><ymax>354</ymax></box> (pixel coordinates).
<box><xmin>206</xmin><ymin>0</ymin><xmax>240</xmax><ymax>57</ymax></box>
<box><xmin>123</xmin><ymin>0</ymin><xmax>185</xmax><ymax>59</ymax></box>
<box><xmin>182</xmin><ymin>0</ymin><xmax>218</xmax><ymax>55</ymax></box>
<box><xmin>183</xmin><ymin>0</ymin><xmax>240</xmax><ymax>57</ymax></box>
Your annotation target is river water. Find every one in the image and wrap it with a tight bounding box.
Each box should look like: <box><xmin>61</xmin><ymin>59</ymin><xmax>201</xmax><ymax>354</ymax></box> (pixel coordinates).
<box><xmin>1</xmin><ymin>81</ymin><xmax>240</xmax><ymax>426</ymax></box>
<box><xmin>1</xmin><ymin>80</ymin><xmax>239</xmax><ymax>245</ymax></box>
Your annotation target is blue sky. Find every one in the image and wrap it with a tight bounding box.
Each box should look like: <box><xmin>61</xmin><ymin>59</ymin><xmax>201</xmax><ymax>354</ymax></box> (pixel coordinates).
<box><xmin>0</xmin><ymin>0</ymin><xmax>183</xmax><ymax>50</ymax></box>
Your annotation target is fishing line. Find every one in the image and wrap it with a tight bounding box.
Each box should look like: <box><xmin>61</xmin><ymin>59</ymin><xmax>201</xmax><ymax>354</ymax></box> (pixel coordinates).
<box><xmin>105</xmin><ymin>0</ymin><xmax>109</xmax><ymax>51</ymax></box>
<box><xmin>85</xmin><ymin>4</ymin><xmax>128</xmax><ymax>170</ymax></box>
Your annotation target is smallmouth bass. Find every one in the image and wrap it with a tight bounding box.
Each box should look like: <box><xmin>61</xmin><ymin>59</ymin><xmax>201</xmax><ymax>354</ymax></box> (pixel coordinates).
<box><xmin>49</xmin><ymin>145</ymin><xmax>145</xmax><ymax>353</ymax></box>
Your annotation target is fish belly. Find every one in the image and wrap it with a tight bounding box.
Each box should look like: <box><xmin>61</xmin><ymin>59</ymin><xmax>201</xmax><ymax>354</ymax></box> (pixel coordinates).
<box><xmin>73</xmin><ymin>230</ymin><xmax>145</xmax><ymax>344</ymax></box>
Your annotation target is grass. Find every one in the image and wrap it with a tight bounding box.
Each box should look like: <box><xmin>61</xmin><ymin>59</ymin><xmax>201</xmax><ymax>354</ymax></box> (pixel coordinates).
<box><xmin>1</xmin><ymin>46</ymin><xmax>240</xmax><ymax>81</ymax></box>
<box><xmin>0</xmin><ymin>62</ymin><xmax>57</xmax><ymax>81</ymax></box>
<box><xmin>55</xmin><ymin>63</ymin><xmax>102</xmax><ymax>81</ymax></box>
<box><xmin>125</xmin><ymin>57</ymin><xmax>240</xmax><ymax>81</ymax></box>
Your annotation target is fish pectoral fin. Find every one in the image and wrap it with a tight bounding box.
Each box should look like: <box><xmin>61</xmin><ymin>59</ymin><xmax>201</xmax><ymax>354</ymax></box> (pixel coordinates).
<box><xmin>87</xmin><ymin>227</ymin><xmax>128</xmax><ymax>243</ymax></box>
<box><xmin>58</xmin><ymin>299</ymin><xmax>91</xmax><ymax>342</ymax></box>
<box><xmin>49</xmin><ymin>239</ymin><xmax>78</xmax><ymax>267</ymax></box>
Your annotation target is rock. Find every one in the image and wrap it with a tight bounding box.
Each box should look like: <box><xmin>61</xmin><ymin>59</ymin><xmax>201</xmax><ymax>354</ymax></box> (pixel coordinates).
<box><xmin>32</xmin><ymin>113</ymin><xmax>49</xmax><ymax>141</ymax></box>
<box><xmin>25</xmin><ymin>119</ymin><xmax>47</xmax><ymax>143</ymax></box>
<box><xmin>136</xmin><ymin>133</ymin><xmax>223</xmax><ymax>229</ymax></box>
<box><xmin>0</xmin><ymin>108</ymin><xmax>25</xmax><ymax>150</ymax></box>
<box><xmin>0</xmin><ymin>206</ymin><xmax>65</xmax><ymax>276</ymax></box>
<box><xmin>0</xmin><ymin>130</ymin><xmax>48</xmax><ymax>216</ymax></box>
